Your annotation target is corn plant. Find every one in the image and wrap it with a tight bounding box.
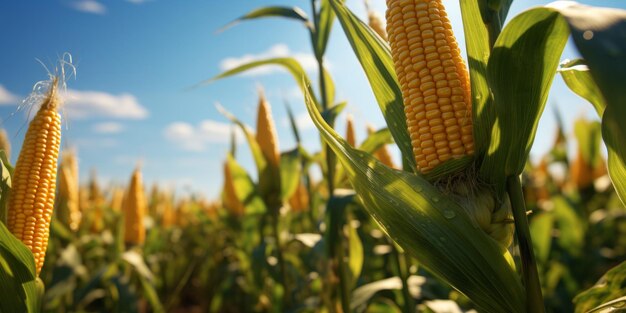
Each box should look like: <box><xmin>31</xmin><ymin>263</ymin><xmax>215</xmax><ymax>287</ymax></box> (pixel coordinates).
<box><xmin>297</xmin><ymin>1</ymin><xmax>626</xmax><ymax>312</ymax></box>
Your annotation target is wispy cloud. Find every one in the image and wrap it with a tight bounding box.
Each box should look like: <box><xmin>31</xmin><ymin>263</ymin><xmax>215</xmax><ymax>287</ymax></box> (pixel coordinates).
<box><xmin>62</xmin><ymin>89</ymin><xmax>148</xmax><ymax>119</ymax></box>
<box><xmin>126</xmin><ymin>0</ymin><xmax>152</xmax><ymax>4</ymax></box>
<box><xmin>69</xmin><ymin>0</ymin><xmax>107</xmax><ymax>14</ymax></box>
<box><xmin>93</xmin><ymin>122</ymin><xmax>124</xmax><ymax>134</ymax></box>
<box><xmin>219</xmin><ymin>44</ymin><xmax>322</xmax><ymax>76</ymax></box>
<box><xmin>163</xmin><ymin>120</ymin><xmax>243</xmax><ymax>151</ymax></box>
<box><xmin>0</xmin><ymin>84</ymin><xmax>18</xmax><ymax>105</ymax></box>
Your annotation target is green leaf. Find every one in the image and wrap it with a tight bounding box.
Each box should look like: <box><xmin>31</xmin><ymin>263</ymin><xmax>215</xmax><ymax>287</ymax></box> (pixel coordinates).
<box><xmin>304</xmin><ymin>85</ymin><xmax>524</xmax><ymax>313</ymax></box>
<box><xmin>226</xmin><ymin>154</ymin><xmax>266</xmax><ymax>215</ymax></box>
<box><xmin>279</xmin><ymin>148</ymin><xmax>301</xmax><ymax>202</ymax></box>
<box><xmin>552</xmin><ymin>3</ymin><xmax>626</xmax><ymax>207</ymax></box>
<box><xmin>203</xmin><ymin>57</ymin><xmax>321</xmax><ymax>107</ymax></box>
<box><xmin>351</xmin><ymin>277</ymin><xmax>403</xmax><ymax>312</ymax></box>
<box><xmin>552</xmin><ymin>196</ymin><xmax>585</xmax><ymax>257</ymax></box>
<box><xmin>0</xmin><ymin>221</ymin><xmax>38</xmax><ymax>313</ymax></box>
<box><xmin>559</xmin><ymin>59</ymin><xmax>606</xmax><ymax>116</ymax></box>
<box><xmin>220</xmin><ymin>6</ymin><xmax>310</xmax><ymax>32</ymax></box>
<box><xmin>347</xmin><ymin>220</ymin><xmax>363</xmax><ymax>289</ymax></box>
<box><xmin>460</xmin><ymin>0</ymin><xmax>494</xmax><ymax>156</ymax></box>
<box><xmin>573</xmin><ymin>118</ymin><xmax>602</xmax><ymax>167</ymax></box>
<box><xmin>284</xmin><ymin>102</ymin><xmax>301</xmax><ymax>144</ymax></box>
<box><xmin>329</xmin><ymin>0</ymin><xmax>415</xmax><ymax>171</ymax></box>
<box><xmin>480</xmin><ymin>8</ymin><xmax>569</xmax><ymax>190</ymax></box>
<box><xmin>574</xmin><ymin>261</ymin><xmax>626</xmax><ymax>313</ymax></box>
<box><xmin>529</xmin><ymin>212</ymin><xmax>554</xmax><ymax>264</ymax></box>
<box><xmin>137</xmin><ymin>272</ymin><xmax>165</xmax><ymax>313</ymax></box>
<box><xmin>314</xmin><ymin>0</ymin><xmax>335</xmax><ymax>58</ymax></box>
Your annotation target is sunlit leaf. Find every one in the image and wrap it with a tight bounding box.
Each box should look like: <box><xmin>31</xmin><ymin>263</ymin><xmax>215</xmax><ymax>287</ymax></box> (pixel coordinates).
<box><xmin>559</xmin><ymin>59</ymin><xmax>606</xmax><ymax>116</ymax></box>
<box><xmin>574</xmin><ymin>261</ymin><xmax>626</xmax><ymax>313</ymax></box>
<box><xmin>0</xmin><ymin>221</ymin><xmax>38</xmax><ymax>313</ymax></box>
<box><xmin>480</xmin><ymin>8</ymin><xmax>569</xmax><ymax>190</ymax></box>
<box><xmin>304</xmin><ymin>85</ymin><xmax>524</xmax><ymax>313</ymax></box>
<box><xmin>280</xmin><ymin>148</ymin><xmax>301</xmax><ymax>201</ymax></box>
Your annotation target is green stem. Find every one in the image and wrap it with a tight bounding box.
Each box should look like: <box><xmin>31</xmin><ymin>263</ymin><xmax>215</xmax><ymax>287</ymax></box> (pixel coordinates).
<box><xmin>392</xmin><ymin>246</ymin><xmax>414</xmax><ymax>313</ymax></box>
<box><xmin>506</xmin><ymin>175</ymin><xmax>545</xmax><ymax>313</ymax></box>
<box><xmin>271</xmin><ymin>210</ymin><xmax>290</xmax><ymax>309</ymax></box>
<box><xmin>335</xmin><ymin>232</ymin><xmax>351</xmax><ymax>313</ymax></box>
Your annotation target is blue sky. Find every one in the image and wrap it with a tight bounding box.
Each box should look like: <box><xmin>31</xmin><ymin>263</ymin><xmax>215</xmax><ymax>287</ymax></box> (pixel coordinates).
<box><xmin>0</xmin><ymin>0</ymin><xmax>624</xmax><ymax>198</ymax></box>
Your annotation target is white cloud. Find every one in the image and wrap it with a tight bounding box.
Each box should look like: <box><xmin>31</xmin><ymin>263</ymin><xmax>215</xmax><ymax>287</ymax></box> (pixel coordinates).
<box><xmin>219</xmin><ymin>44</ymin><xmax>321</xmax><ymax>76</ymax></box>
<box><xmin>69</xmin><ymin>0</ymin><xmax>107</xmax><ymax>14</ymax></box>
<box><xmin>0</xmin><ymin>84</ymin><xmax>18</xmax><ymax>105</ymax></box>
<box><xmin>93</xmin><ymin>122</ymin><xmax>124</xmax><ymax>134</ymax></box>
<box><xmin>62</xmin><ymin>89</ymin><xmax>148</xmax><ymax>119</ymax></box>
<box><xmin>163</xmin><ymin>120</ymin><xmax>243</xmax><ymax>151</ymax></box>
<box><xmin>282</xmin><ymin>111</ymin><xmax>314</xmax><ymax>131</ymax></box>
<box><xmin>126</xmin><ymin>0</ymin><xmax>151</xmax><ymax>4</ymax></box>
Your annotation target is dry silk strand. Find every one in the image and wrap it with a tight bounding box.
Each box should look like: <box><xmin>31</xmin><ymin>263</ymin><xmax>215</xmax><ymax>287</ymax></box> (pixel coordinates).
<box><xmin>386</xmin><ymin>0</ymin><xmax>474</xmax><ymax>173</ymax></box>
<box><xmin>123</xmin><ymin>167</ymin><xmax>146</xmax><ymax>245</ymax></box>
<box><xmin>7</xmin><ymin>78</ymin><xmax>62</xmax><ymax>275</ymax></box>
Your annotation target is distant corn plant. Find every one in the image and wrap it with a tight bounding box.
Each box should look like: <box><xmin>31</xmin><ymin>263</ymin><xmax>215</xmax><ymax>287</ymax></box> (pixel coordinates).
<box><xmin>123</xmin><ymin>167</ymin><xmax>146</xmax><ymax>245</ymax></box>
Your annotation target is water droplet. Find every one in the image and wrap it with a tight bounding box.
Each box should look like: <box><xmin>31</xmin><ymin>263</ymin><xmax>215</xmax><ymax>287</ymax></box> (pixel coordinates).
<box><xmin>415</xmin><ymin>186</ymin><xmax>423</xmax><ymax>192</ymax></box>
<box><xmin>433</xmin><ymin>197</ymin><xmax>440</xmax><ymax>203</ymax></box>
<box><xmin>443</xmin><ymin>210</ymin><xmax>456</xmax><ymax>219</ymax></box>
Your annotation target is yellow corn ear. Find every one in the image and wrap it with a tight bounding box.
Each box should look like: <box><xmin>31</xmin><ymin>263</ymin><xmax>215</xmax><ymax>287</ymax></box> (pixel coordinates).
<box><xmin>57</xmin><ymin>164</ymin><xmax>81</xmax><ymax>232</ymax></box>
<box><xmin>289</xmin><ymin>182</ymin><xmax>309</xmax><ymax>212</ymax></box>
<box><xmin>7</xmin><ymin>79</ymin><xmax>62</xmax><ymax>275</ymax></box>
<box><xmin>88</xmin><ymin>169</ymin><xmax>104</xmax><ymax>208</ymax></box>
<box><xmin>345</xmin><ymin>114</ymin><xmax>356</xmax><ymax>147</ymax></box>
<box><xmin>122</xmin><ymin>167</ymin><xmax>146</xmax><ymax>245</ymax></box>
<box><xmin>0</xmin><ymin>127</ymin><xmax>11</xmax><ymax>159</ymax></box>
<box><xmin>161</xmin><ymin>192</ymin><xmax>175</xmax><ymax>228</ymax></box>
<box><xmin>256</xmin><ymin>90</ymin><xmax>280</xmax><ymax>167</ymax></box>
<box><xmin>367</xmin><ymin>125</ymin><xmax>396</xmax><ymax>168</ymax></box>
<box><xmin>386</xmin><ymin>0</ymin><xmax>474</xmax><ymax>173</ymax></box>
<box><xmin>222</xmin><ymin>160</ymin><xmax>245</xmax><ymax>217</ymax></box>
<box><xmin>110</xmin><ymin>187</ymin><xmax>124</xmax><ymax>213</ymax></box>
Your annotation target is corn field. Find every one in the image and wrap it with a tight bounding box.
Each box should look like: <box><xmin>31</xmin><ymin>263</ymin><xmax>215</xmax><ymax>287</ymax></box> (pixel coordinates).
<box><xmin>1</xmin><ymin>1</ymin><xmax>625</xmax><ymax>312</ymax></box>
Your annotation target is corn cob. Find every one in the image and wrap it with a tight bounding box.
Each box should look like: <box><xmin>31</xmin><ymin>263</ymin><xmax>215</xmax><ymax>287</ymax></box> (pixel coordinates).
<box><xmin>57</xmin><ymin>160</ymin><xmax>81</xmax><ymax>231</ymax></box>
<box><xmin>161</xmin><ymin>192</ymin><xmax>175</xmax><ymax>227</ymax></box>
<box><xmin>288</xmin><ymin>181</ymin><xmax>309</xmax><ymax>212</ymax></box>
<box><xmin>222</xmin><ymin>160</ymin><xmax>245</xmax><ymax>217</ymax></box>
<box><xmin>122</xmin><ymin>167</ymin><xmax>146</xmax><ymax>245</ymax></box>
<box><xmin>256</xmin><ymin>90</ymin><xmax>280</xmax><ymax>167</ymax></box>
<box><xmin>0</xmin><ymin>127</ymin><xmax>11</xmax><ymax>159</ymax></box>
<box><xmin>386</xmin><ymin>0</ymin><xmax>474</xmax><ymax>173</ymax></box>
<box><xmin>345</xmin><ymin>114</ymin><xmax>356</xmax><ymax>147</ymax></box>
<box><xmin>7</xmin><ymin>79</ymin><xmax>62</xmax><ymax>275</ymax></box>
<box><xmin>110</xmin><ymin>186</ymin><xmax>124</xmax><ymax>212</ymax></box>
<box><xmin>367</xmin><ymin>125</ymin><xmax>396</xmax><ymax>168</ymax></box>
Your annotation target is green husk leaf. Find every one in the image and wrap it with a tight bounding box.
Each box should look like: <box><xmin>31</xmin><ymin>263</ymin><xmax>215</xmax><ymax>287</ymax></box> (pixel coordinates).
<box><xmin>329</xmin><ymin>0</ymin><xmax>415</xmax><ymax>171</ymax></box>
<box><xmin>304</xmin><ymin>85</ymin><xmax>524</xmax><ymax>313</ymax></box>
<box><xmin>480</xmin><ymin>8</ymin><xmax>569</xmax><ymax>191</ymax></box>
<box><xmin>559</xmin><ymin>59</ymin><xmax>606</xmax><ymax>116</ymax></box>
<box><xmin>347</xmin><ymin>220</ymin><xmax>363</xmax><ymax>289</ymax></box>
<box><xmin>460</xmin><ymin>0</ymin><xmax>494</xmax><ymax>156</ymax></box>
